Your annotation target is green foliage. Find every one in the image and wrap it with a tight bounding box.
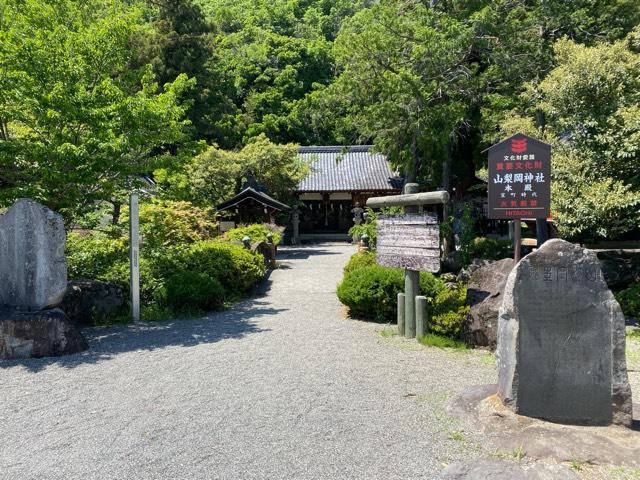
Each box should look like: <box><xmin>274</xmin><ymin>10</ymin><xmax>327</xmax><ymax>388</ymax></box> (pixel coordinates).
<box><xmin>501</xmin><ymin>38</ymin><xmax>640</xmax><ymax>240</ymax></box>
<box><xmin>343</xmin><ymin>251</ymin><xmax>376</xmax><ymax>274</ymax></box>
<box><xmin>337</xmin><ymin>263</ymin><xmax>454</xmax><ymax>329</ymax></box>
<box><xmin>135</xmin><ymin>201</ymin><xmax>218</xmax><ymax>249</ymax></box>
<box><xmin>179</xmin><ymin>241</ymin><xmax>266</xmax><ymax>296</ymax></box>
<box><xmin>66</xmin><ymin>232</ymin><xmax>129</xmax><ymax>284</ymax></box>
<box><xmin>0</xmin><ymin>0</ymin><xmax>192</xmax><ymax>223</ymax></box>
<box><xmin>174</xmin><ymin>134</ymin><xmax>307</xmax><ymax>206</ymax></box>
<box><xmin>156</xmin><ymin>271</ymin><xmax>225</xmax><ymax>312</ymax></box>
<box><xmin>458</xmin><ymin>204</ymin><xmax>476</xmax><ymax>267</ymax></box>
<box><xmin>337</xmin><ymin>265</ymin><xmax>404</xmax><ymax>322</ymax></box>
<box><xmin>469</xmin><ymin>237</ymin><xmax>513</xmax><ymax>261</ymax></box>
<box><xmin>223</xmin><ymin>224</ymin><xmax>283</xmax><ymax>245</ymax></box>
<box><xmin>429</xmin><ymin>284</ymin><xmax>470</xmax><ymax>338</ymax></box>
<box><xmin>616</xmin><ymin>283</ymin><xmax>640</xmax><ymax>319</ymax></box>
<box><xmin>418</xmin><ymin>333</ymin><xmax>467</xmax><ymax>351</ymax></box>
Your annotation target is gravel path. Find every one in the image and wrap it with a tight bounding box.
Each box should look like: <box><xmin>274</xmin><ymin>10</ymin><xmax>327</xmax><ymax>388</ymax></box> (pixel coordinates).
<box><xmin>1</xmin><ymin>244</ymin><xmax>507</xmax><ymax>480</ymax></box>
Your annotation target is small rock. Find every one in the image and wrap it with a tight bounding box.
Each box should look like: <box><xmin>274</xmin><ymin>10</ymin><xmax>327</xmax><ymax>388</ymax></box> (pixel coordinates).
<box><xmin>61</xmin><ymin>280</ymin><xmax>126</xmax><ymax>326</ymax></box>
<box><xmin>0</xmin><ymin>308</ymin><xmax>87</xmax><ymax>359</ymax></box>
<box><xmin>442</xmin><ymin>459</ymin><xmax>578</xmax><ymax>480</ymax></box>
<box><xmin>462</xmin><ymin>258</ymin><xmax>514</xmax><ymax>349</ymax></box>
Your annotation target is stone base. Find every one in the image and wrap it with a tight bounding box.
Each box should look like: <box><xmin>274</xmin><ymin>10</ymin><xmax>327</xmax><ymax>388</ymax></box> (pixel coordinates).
<box><xmin>0</xmin><ymin>308</ymin><xmax>88</xmax><ymax>359</ymax></box>
<box><xmin>446</xmin><ymin>385</ymin><xmax>640</xmax><ymax>468</ymax></box>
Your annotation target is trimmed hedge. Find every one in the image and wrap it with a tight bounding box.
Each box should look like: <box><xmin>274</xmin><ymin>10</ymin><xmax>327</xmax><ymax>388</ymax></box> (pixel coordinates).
<box><xmin>337</xmin><ymin>253</ymin><xmax>469</xmax><ymax>338</ymax></box>
<box><xmin>156</xmin><ymin>271</ymin><xmax>225</xmax><ymax>312</ymax></box>
<box><xmin>223</xmin><ymin>224</ymin><xmax>282</xmax><ymax>245</ymax></box>
<box><xmin>616</xmin><ymin>282</ymin><xmax>640</xmax><ymax>319</ymax></box>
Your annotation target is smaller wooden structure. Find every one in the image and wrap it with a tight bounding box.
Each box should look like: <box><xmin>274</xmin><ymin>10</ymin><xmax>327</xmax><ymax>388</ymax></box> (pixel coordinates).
<box><xmin>217</xmin><ymin>187</ymin><xmax>290</xmax><ymax>224</ymax></box>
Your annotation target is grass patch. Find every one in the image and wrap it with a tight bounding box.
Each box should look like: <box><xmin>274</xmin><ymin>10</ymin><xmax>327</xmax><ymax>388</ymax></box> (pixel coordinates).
<box><xmin>609</xmin><ymin>466</ymin><xmax>640</xmax><ymax>479</ymax></box>
<box><xmin>418</xmin><ymin>333</ymin><xmax>468</xmax><ymax>350</ymax></box>
<box><xmin>379</xmin><ymin>325</ymin><xmax>396</xmax><ymax>338</ymax></box>
<box><xmin>628</xmin><ymin>329</ymin><xmax>640</xmax><ymax>340</ymax></box>
<box><xmin>447</xmin><ymin>430</ymin><xmax>465</xmax><ymax>442</ymax></box>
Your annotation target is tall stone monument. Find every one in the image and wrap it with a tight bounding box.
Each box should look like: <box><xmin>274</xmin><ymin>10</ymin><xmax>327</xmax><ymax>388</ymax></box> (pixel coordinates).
<box><xmin>497</xmin><ymin>239</ymin><xmax>632</xmax><ymax>426</ymax></box>
<box><xmin>0</xmin><ymin>199</ymin><xmax>87</xmax><ymax>359</ymax></box>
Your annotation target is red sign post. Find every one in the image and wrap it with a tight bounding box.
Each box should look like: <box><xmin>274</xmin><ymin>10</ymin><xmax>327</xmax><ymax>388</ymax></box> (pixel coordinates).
<box><xmin>486</xmin><ymin>134</ymin><xmax>551</xmax><ymax>261</ymax></box>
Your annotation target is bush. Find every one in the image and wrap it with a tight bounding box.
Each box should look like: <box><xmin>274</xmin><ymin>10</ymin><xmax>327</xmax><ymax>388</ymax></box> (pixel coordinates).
<box><xmin>223</xmin><ymin>224</ymin><xmax>283</xmax><ymax>245</ymax></box>
<box><xmin>429</xmin><ymin>284</ymin><xmax>470</xmax><ymax>337</ymax></box>
<box><xmin>156</xmin><ymin>271</ymin><xmax>225</xmax><ymax>312</ymax></box>
<box><xmin>469</xmin><ymin>237</ymin><xmax>512</xmax><ymax>261</ymax></box>
<box><xmin>616</xmin><ymin>283</ymin><xmax>640</xmax><ymax>319</ymax></box>
<box><xmin>180</xmin><ymin>241</ymin><xmax>266</xmax><ymax>296</ymax></box>
<box><xmin>344</xmin><ymin>251</ymin><xmax>377</xmax><ymax>274</ymax></box>
<box><xmin>337</xmin><ymin>265</ymin><xmax>404</xmax><ymax>322</ymax></box>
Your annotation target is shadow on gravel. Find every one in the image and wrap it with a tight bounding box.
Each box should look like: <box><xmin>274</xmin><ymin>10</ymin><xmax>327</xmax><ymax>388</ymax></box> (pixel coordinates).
<box><xmin>278</xmin><ymin>247</ymin><xmax>345</xmax><ymax>260</ymax></box>
<box><xmin>1</xmin><ymin>300</ymin><xmax>284</xmax><ymax>373</ymax></box>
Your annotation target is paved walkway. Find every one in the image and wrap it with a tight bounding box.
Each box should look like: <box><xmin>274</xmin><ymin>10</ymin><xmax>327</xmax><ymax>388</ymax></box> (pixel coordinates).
<box><xmin>1</xmin><ymin>244</ymin><xmax>498</xmax><ymax>480</ymax></box>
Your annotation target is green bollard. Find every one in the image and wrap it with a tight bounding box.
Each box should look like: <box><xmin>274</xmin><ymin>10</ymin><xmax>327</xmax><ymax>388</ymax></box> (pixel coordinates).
<box><xmin>397</xmin><ymin>293</ymin><xmax>405</xmax><ymax>336</ymax></box>
<box><xmin>404</xmin><ymin>269</ymin><xmax>419</xmax><ymax>338</ymax></box>
<box><xmin>415</xmin><ymin>295</ymin><xmax>428</xmax><ymax>338</ymax></box>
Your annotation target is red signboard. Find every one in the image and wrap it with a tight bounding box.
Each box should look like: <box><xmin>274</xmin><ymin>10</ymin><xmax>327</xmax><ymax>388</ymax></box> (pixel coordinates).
<box><xmin>487</xmin><ymin>134</ymin><xmax>551</xmax><ymax>219</ymax></box>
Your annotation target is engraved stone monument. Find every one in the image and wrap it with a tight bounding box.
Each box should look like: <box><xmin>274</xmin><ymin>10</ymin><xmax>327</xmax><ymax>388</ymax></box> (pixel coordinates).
<box><xmin>497</xmin><ymin>239</ymin><xmax>632</xmax><ymax>426</ymax></box>
<box><xmin>0</xmin><ymin>199</ymin><xmax>87</xmax><ymax>359</ymax></box>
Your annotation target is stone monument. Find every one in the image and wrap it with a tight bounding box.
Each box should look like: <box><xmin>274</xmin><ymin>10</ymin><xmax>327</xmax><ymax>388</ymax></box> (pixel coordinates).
<box><xmin>0</xmin><ymin>199</ymin><xmax>87</xmax><ymax>359</ymax></box>
<box><xmin>497</xmin><ymin>239</ymin><xmax>632</xmax><ymax>426</ymax></box>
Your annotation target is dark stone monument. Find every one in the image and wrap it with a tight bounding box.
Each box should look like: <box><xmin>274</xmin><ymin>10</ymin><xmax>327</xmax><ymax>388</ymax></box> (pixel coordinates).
<box><xmin>497</xmin><ymin>239</ymin><xmax>632</xmax><ymax>426</ymax></box>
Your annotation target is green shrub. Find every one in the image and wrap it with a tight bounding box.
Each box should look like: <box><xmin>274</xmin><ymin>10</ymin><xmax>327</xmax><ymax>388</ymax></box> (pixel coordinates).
<box><xmin>420</xmin><ymin>272</ymin><xmax>447</xmax><ymax>300</ymax></box>
<box><xmin>469</xmin><ymin>237</ymin><xmax>512</xmax><ymax>261</ymax></box>
<box><xmin>337</xmin><ymin>265</ymin><xmax>404</xmax><ymax>321</ymax></box>
<box><xmin>616</xmin><ymin>283</ymin><xmax>640</xmax><ymax>318</ymax></box>
<box><xmin>180</xmin><ymin>241</ymin><xmax>266</xmax><ymax>296</ymax></box>
<box><xmin>344</xmin><ymin>251</ymin><xmax>377</xmax><ymax>274</ymax></box>
<box><xmin>223</xmin><ymin>224</ymin><xmax>283</xmax><ymax>245</ymax></box>
<box><xmin>156</xmin><ymin>271</ymin><xmax>225</xmax><ymax>312</ymax></box>
<box><xmin>66</xmin><ymin>231</ymin><xmax>128</xmax><ymax>282</ymax></box>
<box><xmin>430</xmin><ymin>284</ymin><xmax>470</xmax><ymax>337</ymax></box>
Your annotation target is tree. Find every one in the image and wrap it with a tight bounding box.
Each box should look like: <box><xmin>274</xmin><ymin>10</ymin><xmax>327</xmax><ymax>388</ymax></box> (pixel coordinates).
<box><xmin>500</xmin><ymin>38</ymin><xmax>640</xmax><ymax>239</ymax></box>
<box><xmin>0</xmin><ymin>0</ymin><xmax>193</xmax><ymax>223</ymax></box>
<box><xmin>185</xmin><ymin>134</ymin><xmax>307</xmax><ymax>205</ymax></box>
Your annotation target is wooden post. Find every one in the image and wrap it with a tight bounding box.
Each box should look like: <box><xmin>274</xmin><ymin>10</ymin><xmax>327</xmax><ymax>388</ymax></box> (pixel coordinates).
<box><xmin>536</xmin><ymin>218</ymin><xmax>549</xmax><ymax>248</ymax></box>
<box><xmin>129</xmin><ymin>193</ymin><xmax>140</xmax><ymax>324</ymax></box>
<box><xmin>403</xmin><ymin>183</ymin><xmax>420</xmax><ymax>338</ymax></box>
<box><xmin>415</xmin><ymin>295</ymin><xmax>428</xmax><ymax>338</ymax></box>
<box><xmin>397</xmin><ymin>293</ymin><xmax>405</xmax><ymax>336</ymax></box>
<box><xmin>513</xmin><ymin>218</ymin><xmax>522</xmax><ymax>263</ymax></box>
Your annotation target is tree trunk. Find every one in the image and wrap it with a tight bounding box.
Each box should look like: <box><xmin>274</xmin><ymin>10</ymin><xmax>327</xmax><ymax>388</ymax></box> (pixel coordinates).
<box><xmin>112</xmin><ymin>201</ymin><xmax>121</xmax><ymax>225</ymax></box>
<box><xmin>441</xmin><ymin>142</ymin><xmax>455</xmax><ymax>259</ymax></box>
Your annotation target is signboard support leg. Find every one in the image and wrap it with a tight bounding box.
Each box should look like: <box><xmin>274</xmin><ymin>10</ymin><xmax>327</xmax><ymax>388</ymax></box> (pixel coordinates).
<box><xmin>415</xmin><ymin>296</ymin><xmax>428</xmax><ymax>338</ymax></box>
<box><xmin>404</xmin><ymin>269</ymin><xmax>419</xmax><ymax>338</ymax></box>
<box><xmin>536</xmin><ymin>218</ymin><xmax>548</xmax><ymax>248</ymax></box>
<box><xmin>513</xmin><ymin>218</ymin><xmax>522</xmax><ymax>263</ymax></box>
<box><xmin>130</xmin><ymin>193</ymin><xmax>140</xmax><ymax>324</ymax></box>
<box><xmin>397</xmin><ymin>293</ymin><xmax>405</xmax><ymax>336</ymax></box>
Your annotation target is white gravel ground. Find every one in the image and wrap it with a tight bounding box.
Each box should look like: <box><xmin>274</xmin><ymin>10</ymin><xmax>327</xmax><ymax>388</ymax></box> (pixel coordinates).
<box><xmin>5</xmin><ymin>243</ymin><xmax>629</xmax><ymax>480</ymax></box>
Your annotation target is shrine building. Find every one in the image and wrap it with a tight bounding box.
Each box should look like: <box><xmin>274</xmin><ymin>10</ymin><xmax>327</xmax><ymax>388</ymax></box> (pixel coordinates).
<box><xmin>295</xmin><ymin>145</ymin><xmax>403</xmax><ymax>238</ymax></box>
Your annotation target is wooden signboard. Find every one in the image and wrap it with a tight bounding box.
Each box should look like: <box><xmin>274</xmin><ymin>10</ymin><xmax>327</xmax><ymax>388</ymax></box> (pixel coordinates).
<box><xmin>487</xmin><ymin>134</ymin><xmax>551</xmax><ymax>219</ymax></box>
<box><xmin>377</xmin><ymin>214</ymin><xmax>440</xmax><ymax>272</ymax></box>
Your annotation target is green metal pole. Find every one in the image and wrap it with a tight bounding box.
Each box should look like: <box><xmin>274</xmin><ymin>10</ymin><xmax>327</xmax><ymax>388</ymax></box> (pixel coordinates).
<box><xmin>415</xmin><ymin>295</ymin><xmax>428</xmax><ymax>338</ymax></box>
<box><xmin>403</xmin><ymin>182</ymin><xmax>420</xmax><ymax>338</ymax></box>
<box><xmin>397</xmin><ymin>293</ymin><xmax>405</xmax><ymax>336</ymax></box>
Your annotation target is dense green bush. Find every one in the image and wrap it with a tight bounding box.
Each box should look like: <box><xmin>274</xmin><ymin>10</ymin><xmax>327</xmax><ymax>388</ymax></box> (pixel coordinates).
<box><xmin>429</xmin><ymin>284</ymin><xmax>470</xmax><ymax>337</ymax></box>
<box><xmin>156</xmin><ymin>271</ymin><xmax>225</xmax><ymax>312</ymax></box>
<box><xmin>469</xmin><ymin>237</ymin><xmax>512</xmax><ymax>261</ymax></box>
<box><xmin>343</xmin><ymin>251</ymin><xmax>376</xmax><ymax>274</ymax></box>
<box><xmin>223</xmin><ymin>224</ymin><xmax>283</xmax><ymax>245</ymax></box>
<box><xmin>616</xmin><ymin>283</ymin><xmax>640</xmax><ymax>319</ymax></box>
<box><xmin>337</xmin><ymin>265</ymin><xmax>404</xmax><ymax>321</ymax></box>
<box><xmin>179</xmin><ymin>241</ymin><xmax>266</xmax><ymax>296</ymax></box>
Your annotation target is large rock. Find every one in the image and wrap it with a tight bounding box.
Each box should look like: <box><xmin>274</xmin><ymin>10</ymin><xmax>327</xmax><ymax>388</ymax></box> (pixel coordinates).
<box><xmin>61</xmin><ymin>280</ymin><xmax>126</xmax><ymax>326</ymax></box>
<box><xmin>0</xmin><ymin>199</ymin><xmax>67</xmax><ymax>310</ymax></box>
<box><xmin>597</xmin><ymin>250</ymin><xmax>640</xmax><ymax>290</ymax></box>
<box><xmin>497</xmin><ymin>239</ymin><xmax>632</xmax><ymax>426</ymax></box>
<box><xmin>0</xmin><ymin>308</ymin><xmax>87</xmax><ymax>359</ymax></box>
<box><xmin>462</xmin><ymin>258</ymin><xmax>514</xmax><ymax>349</ymax></box>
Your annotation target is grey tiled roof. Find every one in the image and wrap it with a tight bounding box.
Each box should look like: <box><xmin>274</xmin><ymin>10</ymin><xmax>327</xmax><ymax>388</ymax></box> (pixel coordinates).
<box><xmin>297</xmin><ymin>145</ymin><xmax>402</xmax><ymax>192</ymax></box>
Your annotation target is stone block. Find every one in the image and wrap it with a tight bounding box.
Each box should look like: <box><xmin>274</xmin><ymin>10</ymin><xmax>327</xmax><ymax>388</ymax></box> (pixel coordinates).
<box><xmin>61</xmin><ymin>280</ymin><xmax>126</xmax><ymax>326</ymax></box>
<box><xmin>497</xmin><ymin>239</ymin><xmax>632</xmax><ymax>426</ymax></box>
<box><xmin>0</xmin><ymin>308</ymin><xmax>87</xmax><ymax>359</ymax></box>
<box><xmin>0</xmin><ymin>199</ymin><xmax>67</xmax><ymax>310</ymax></box>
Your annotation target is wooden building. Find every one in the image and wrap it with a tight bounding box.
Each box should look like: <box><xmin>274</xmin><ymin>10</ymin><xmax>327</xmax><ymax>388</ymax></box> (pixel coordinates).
<box><xmin>217</xmin><ymin>186</ymin><xmax>290</xmax><ymax>225</ymax></box>
<box><xmin>295</xmin><ymin>146</ymin><xmax>403</xmax><ymax>237</ymax></box>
